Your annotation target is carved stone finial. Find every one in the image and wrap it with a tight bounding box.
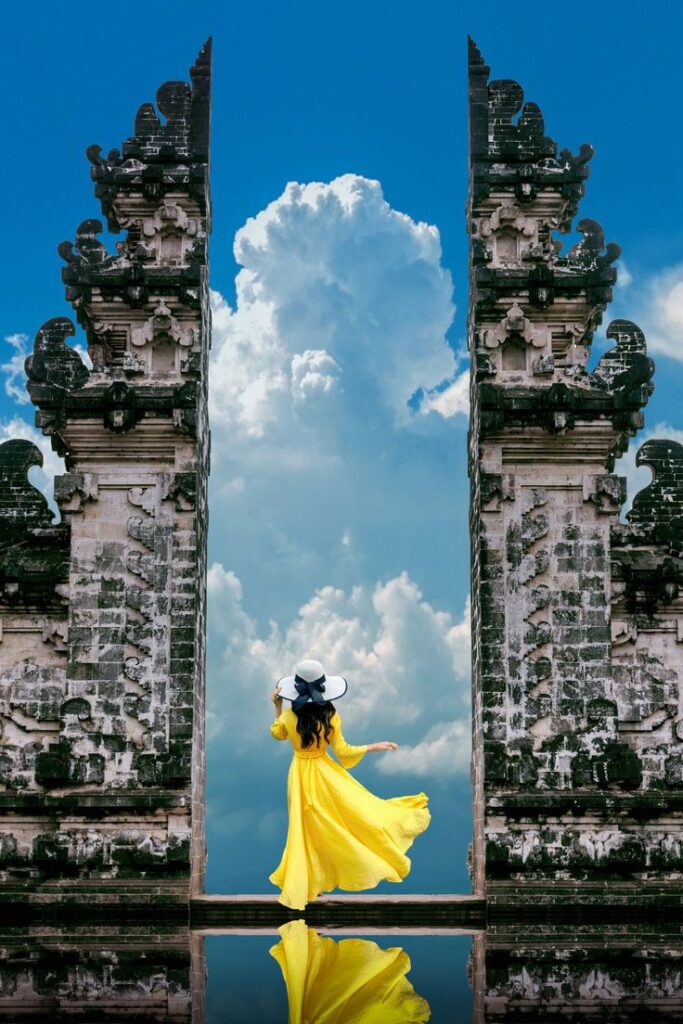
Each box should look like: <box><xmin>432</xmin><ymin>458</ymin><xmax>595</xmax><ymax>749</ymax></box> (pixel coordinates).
<box><xmin>565</xmin><ymin>219</ymin><xmax>621</xmax><ymax>270</ymax></box>
<box><xmin>0</xmin><ymin>440</ymin><xmax>52</xmax><ymax>547</ymax></box>
<box><xmin>86</xmin><ymin>44</ymin><xmax>211</xmax><ymax>234</ymax></box>
<box><xmin>25</xmin><ymin>318</ymin><xmax>90</xmax><ymax>393</ymax></box>
<box><xmin>58</xmin><ymin>219</ymin><xmax>112</xmax><ymax>268</ymax></box>
<box><xmin>114</xmin><ymin>38</ymin><xmax>213</xmax><ymax>164</ymax></box>
<box><xmin>487</xmin><ymin>79</ymin><xmax>556</xmax><ymax>163</ymax></box>
<box><xmin>468</xmin><ymin>46</ymin><xmax>593</xmax><ymax>224</ymax></box>
<box><xmin>627</xmin><ymin>439</ymin><xmax>683</xmax><ymax>553</ymax></box>
<box><xmin>593</xmin><ymin>320</ymin><xmax>654</xmax><ymax>406</ymax></box>
<box><xmin>132</xmin><ymin>81</ymin><xmax>191</xmax><ymax>150</ymax></box>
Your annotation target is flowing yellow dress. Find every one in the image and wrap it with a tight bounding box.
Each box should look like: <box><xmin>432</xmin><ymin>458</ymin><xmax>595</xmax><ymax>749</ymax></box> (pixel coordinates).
<box><xmin>270</xmin><ymin>920</ymin><xmax>431</xmax><ymax>1023</ymax></box>
<box><xmin>269</xmin><ymin>708</ymin><xmax>430</xmax><ymax>910</ymax></box>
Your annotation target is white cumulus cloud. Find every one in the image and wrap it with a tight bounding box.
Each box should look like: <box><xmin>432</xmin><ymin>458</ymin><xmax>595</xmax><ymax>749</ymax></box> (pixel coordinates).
<box><xmin>614</xmin><ymin>262</ymin><xmax>683</xmax><ymax>362</ymax></box>
<box><xmin>419</xmin><ymin>368</ymin><xmax>470</xmax><ymax>418</ymax></box>
<box><xmin>209</xmin><ymin>174</ymin><xmax>464</xmax><ymax>436</ymax></box>
<box><xmin>204</xmin><ymin>175</ymin><xmax>468</xmax><ymax>632</ymax></box>
<box><xmin>643</xmin><ymin>265</ymin><xmax>683</xmax><ymax>360</ymax></box>
<box><xmin>206</xmin><ymin>563</ymin><xmax>471</xmax><ymax>778</ymax></box>
<box><xmin>375</xmin><ymin>718</ymin><xmax>470</xmax><ymax>777</ymax></box>
<box><xmin>290</xmin><ymin>348</ymin><xmax>340</xmax><ymax>402</ymax></box>
<box><xmin>1</xmin><ymin>333</ymin><xmax>30</xmax><ymax>406</ymax></box>
<box><xmin>615</xmin><ymin>261</ymin><xmax>633</xmax><ymax>290</ymax></box>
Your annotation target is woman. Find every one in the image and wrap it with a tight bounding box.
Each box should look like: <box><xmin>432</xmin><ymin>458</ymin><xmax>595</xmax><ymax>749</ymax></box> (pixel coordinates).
<box><xmin>268</xmin><ymin>658</ymin><xmax>431</xmax><ymax>910</ymax></box>
<box><xmin>270</xmin><ymin>919</ymin><xmax>431</xmax><ymax>1023</ymax></box>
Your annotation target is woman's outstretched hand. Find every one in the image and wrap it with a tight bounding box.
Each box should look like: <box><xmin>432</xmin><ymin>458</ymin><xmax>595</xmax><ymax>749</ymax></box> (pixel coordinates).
<box><xmin>270</xmin><ymin>688</ymin><xmax>283</xmax><ymax>705</ymax></box>
<box><xmin>368</xmin><ymin>741</ymin><xmax>399</xmax><ymax>752</ymax></box>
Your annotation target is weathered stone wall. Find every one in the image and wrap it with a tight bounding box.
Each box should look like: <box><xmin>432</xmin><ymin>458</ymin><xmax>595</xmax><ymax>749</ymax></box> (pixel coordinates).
<box><xmin>468</xmin><ymin>40</ymin><xmax>683</xmax><ymax>904</ymax></box>
<box><xmin>0</xmin><ymin>924</ymin><xmax>202</xmax><ymax>1021</ymax></box>
<box><xmin>477</xmin><ymin>923</ymin><xmax>683</xmax><ymax>1021</ymax></box>
<box><xmin>0</xmin><ymin>44</ymin><xmax>211</xmax><ymax>905</ymax></box>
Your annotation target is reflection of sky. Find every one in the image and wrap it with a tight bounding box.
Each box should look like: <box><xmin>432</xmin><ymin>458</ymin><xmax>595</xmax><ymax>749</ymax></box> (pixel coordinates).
<box><xmin>204</xmin><ymin>932</ymin><xmax>473</xmax><ymax>1024</ymax></box>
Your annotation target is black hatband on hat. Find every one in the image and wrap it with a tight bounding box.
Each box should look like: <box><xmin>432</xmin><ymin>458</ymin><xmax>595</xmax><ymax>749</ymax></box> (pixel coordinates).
<box><xmin>292</xmin><ymin>673</ymin><xmax>327</xmax><ymax>711</ymax></box>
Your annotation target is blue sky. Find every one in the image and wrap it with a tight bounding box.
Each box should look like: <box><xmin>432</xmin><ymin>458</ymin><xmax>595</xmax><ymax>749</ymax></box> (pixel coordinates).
<box><xmin>1</xmin><ymin>0</ymin><xmax>683</xmax><ymax>895</ymax></box>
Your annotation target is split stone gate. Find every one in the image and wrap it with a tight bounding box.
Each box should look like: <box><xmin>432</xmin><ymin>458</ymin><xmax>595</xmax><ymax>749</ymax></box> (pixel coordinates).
<box><xmin>0</xmin><ymin>39</ymin><xmax>681</xmax><ymax>914</ymax></box>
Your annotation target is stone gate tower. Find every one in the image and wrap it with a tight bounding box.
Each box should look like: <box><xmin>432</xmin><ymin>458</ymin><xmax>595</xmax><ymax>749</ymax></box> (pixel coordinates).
<box><xmin>0</xmin><ymin>43</ymin><xmax>211</xmax><ymax>912</ymax></box>
<box><xmin>468</xmin><ymin>40</ymin><xmax>683</xmax><ymax>910</ymax></box>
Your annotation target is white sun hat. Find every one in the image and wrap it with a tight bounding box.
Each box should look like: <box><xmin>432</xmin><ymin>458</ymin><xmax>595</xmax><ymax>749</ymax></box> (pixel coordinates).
<box><xmin>276</xmin><ymin>659</ymin><xmax>347</xmax><ymax>710</ymax></box>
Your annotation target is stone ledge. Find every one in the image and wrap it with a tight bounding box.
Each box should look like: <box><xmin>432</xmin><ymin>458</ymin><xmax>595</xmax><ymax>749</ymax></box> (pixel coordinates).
<box><xmin>0</xmin><ymin>922</ymin><xmax>193</xmax><ymax>946</ymax></box>
<box><xmin>487</xmin><ymin>791</ymin><xmax>683</xmax><ymax>819</ymax></box>
<box><xmin>487</xmin><ymin>881</ymin><xmax>683</xmax><ymax>921</ymax></box>
<box><xmin>3</xmin><ymin>887</ymin><xmax>682</xmax><ymax>927</ymax></box>
<box><xmin>0</xmin><ymin>878</ymin><xmax>191</xmax><ymax>923</ymax></box>
<box><xmin>0</xmin><ymin>791</ymin><xmax>189</xmax><ymax>815</ymax></box>
<box><xmin>191</xmin><ymin>893</ymin><xmax>487</xmax><ymax>929</ymax></box>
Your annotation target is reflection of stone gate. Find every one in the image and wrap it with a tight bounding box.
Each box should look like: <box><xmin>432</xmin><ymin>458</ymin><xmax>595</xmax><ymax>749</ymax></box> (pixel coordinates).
<box><xmin>468</xmin><ymin>40</ymin><xmax>683</xmax><ymax>910</ymax></box>
<box><xmin>0</xmin><ymin>44</ymin><xmax>211</xmax><ymax>911</ymax></box>
<box><xmin>474</xmin><ymin>921</ymin><xmax>683</xmax><ymax>1022</ymax></box>
<box><xmin>0</xmin><ymin>923</ymin><xmax>205</xmax><ymax>1021</ymax></box>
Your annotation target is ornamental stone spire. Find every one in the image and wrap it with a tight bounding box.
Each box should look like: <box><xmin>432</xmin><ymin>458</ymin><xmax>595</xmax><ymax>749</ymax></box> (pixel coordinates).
<box><xmin>0</xmin><ymin>41</ymin><xmax>211</xmax><ymax>912</ymax></box>
<box><xmin>468</xmin><ymin>38</ymin><xmax>683</xmax><ymax>911</ymax></box>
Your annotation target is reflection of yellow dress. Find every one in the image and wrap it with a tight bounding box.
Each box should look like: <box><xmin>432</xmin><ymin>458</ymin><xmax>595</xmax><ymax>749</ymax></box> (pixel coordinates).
<box><xmin>269</xmin><ymin>709</ymin><xmax>430</xmax><ymax>910</ymax></box>
<box><xmin>270</xmin><ymin>921</ymin><xmax>431</xmax><ymax>1023</ymax></box>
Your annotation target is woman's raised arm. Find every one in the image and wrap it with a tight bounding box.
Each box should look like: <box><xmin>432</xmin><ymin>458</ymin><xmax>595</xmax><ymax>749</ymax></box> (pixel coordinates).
<box><xmin>269</xmin><ymin>687</ymin><xmax>288</xmax><ymax>740</ymax></box>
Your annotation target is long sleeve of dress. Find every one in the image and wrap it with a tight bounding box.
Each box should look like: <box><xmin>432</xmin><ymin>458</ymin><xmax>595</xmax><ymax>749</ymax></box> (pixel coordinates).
<box><xmin>270</xmin><ymin>716</ymin><xmax>288</xmax><ymax>740</ymax></box>
<box><xmin>329</xmin><ymin>712</ymin><xmax>368</xmax><ymax>769</ymax></box>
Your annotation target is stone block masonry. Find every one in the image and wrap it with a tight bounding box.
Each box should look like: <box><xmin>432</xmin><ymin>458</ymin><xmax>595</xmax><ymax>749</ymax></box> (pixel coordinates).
<box><xmin>0</xmin><ymin>41</ymin><xmax>211</xmax><ymax>909</ymax></box>
<box><xmin>0</xmin><ymin>923</ymin><xmax>202</xmax><ymax>1020</ymax></box>
<box><xmin>468</xmin><ymin>38</ymin><xmax>683</xmax><ymax>908</ymax></box>
<box><xmin>476</xmin><ymin>921</ymin><xmax>683</xmax><ymax>1020</ymax></box>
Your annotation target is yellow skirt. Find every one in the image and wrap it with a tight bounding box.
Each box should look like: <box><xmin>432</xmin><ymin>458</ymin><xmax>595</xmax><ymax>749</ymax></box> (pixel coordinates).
<box><xmin>269</xmin><ymin>753</ymin><xmax>431</xmax><ymax>910</ymax></box>
<box><xmin>270</xmin><ymin>920</ymin><xmax>431</xmax><ymax>1023</ymax></box>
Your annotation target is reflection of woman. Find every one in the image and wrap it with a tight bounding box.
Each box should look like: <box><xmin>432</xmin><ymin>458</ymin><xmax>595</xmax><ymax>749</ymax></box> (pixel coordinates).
<box><xmin>269</xmin><ymin>659</ymin><xmax>430</xmax><ymax>910</ymax></box>
<box><xmin>270</xmin><ymin>920</ymin><xmax>431</xmax><ymax>1023</ymax></box>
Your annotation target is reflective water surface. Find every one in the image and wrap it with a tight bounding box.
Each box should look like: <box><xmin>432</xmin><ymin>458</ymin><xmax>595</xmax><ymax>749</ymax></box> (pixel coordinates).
<box><xmin>205</xmin><ymin>927</ymin><xmax>471</xmax><ymax>1022</ymax></box>
<box><xmin>2</xmin><ymin>921</ymin><xmax>683</xmax><ymax>1021</ymax></box>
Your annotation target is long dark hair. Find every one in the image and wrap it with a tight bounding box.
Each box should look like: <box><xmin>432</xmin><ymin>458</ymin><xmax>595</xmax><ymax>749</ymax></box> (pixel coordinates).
<box><xmin>295</xmin><ymin>701</ymin><xmax>335</xmax><ymax>749</ymax></box>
